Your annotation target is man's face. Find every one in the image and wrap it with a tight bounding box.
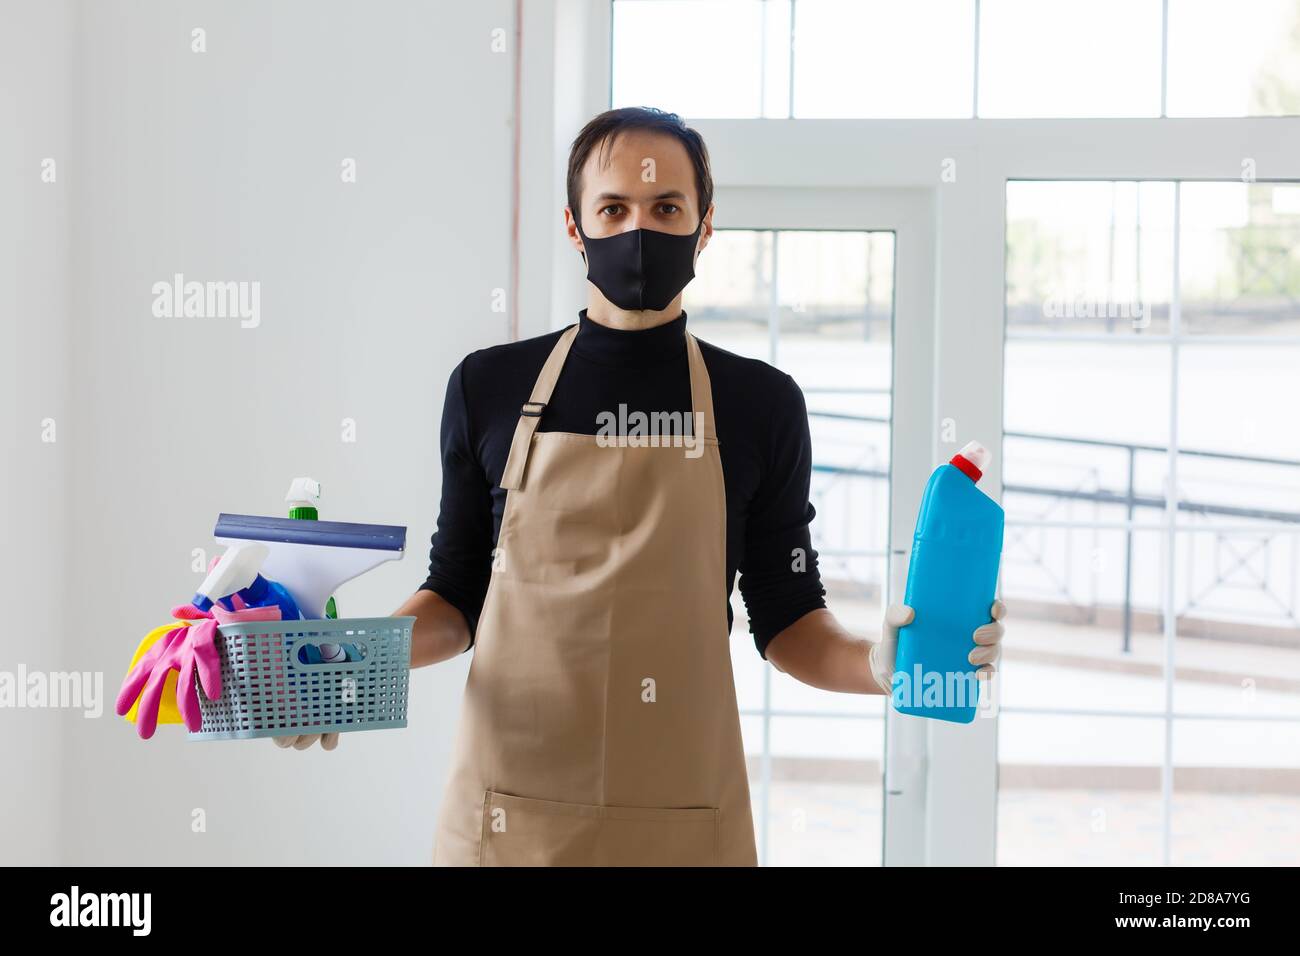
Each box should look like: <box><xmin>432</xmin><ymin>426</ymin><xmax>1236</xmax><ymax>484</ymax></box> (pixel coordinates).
<box><xmin>567</xmin><ymin>129</ymin><xmax>713</xmax><ymax>253</ymax></box>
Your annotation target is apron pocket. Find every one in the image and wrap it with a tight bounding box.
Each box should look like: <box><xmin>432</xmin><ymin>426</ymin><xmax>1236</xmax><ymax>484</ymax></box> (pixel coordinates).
<box><xmin>480</xmin><ymin>790</ymin><xmax>719</xmax><ymax>867</ymax></box>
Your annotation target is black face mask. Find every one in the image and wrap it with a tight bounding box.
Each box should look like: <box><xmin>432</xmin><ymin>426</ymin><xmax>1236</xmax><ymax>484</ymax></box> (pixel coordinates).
<box><xmin>576</xmin><ymin>218</ymin><xmax>703</xmax><ymax>312</ymax></box>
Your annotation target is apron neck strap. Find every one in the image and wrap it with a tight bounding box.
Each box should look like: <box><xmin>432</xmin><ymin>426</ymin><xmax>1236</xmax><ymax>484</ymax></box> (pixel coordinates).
<box><xmin>684</xmin><ymin>331</ymin><xmax>716</xmax><ymax>444</ymax></box>
<box><xmin>499</xmin><ymin>322</ymin><xmax>717</xmax><ymax>492</ymax></box>
<box><xmin>500</xmin><ymin>324</ymin><xmax>578</xmax><ymax>491</ymax></box>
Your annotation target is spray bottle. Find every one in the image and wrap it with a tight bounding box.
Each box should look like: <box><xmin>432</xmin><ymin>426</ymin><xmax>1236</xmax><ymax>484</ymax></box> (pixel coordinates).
<box><xmin>287</xmin><ymin>478</ymin><xmax>342</xmax><ymax>661</ymax></box>
<box><xmin>191</xmin><ymin>543</ymin><xmax>269</xmax><ymax>612</ymax></box>
<box><xmin>892</xmin><ymin>440</ymin><xmax>1005</xmax><ymax>724</ymax></box>
<box><xmin>286</xmin><ymin>477</ymin><xmax>339</xmax><ymax>620</ymax></box>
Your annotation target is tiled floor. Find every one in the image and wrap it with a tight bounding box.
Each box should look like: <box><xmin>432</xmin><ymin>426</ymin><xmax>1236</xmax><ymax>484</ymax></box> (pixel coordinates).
<box><xmin>752</xmin><ymin>781</ymin><xmax>1300</xmax><ymax>866</ymax></box>
<box><xmin>734</xmin><ymin>593</ymin><xmax>1300</xmax><ymax>865</ymax></box>
<box><xmin>759</xmin><ymin>780</ymin><xmax>883</xmax><ymax>867</ymax></box>
<box><xmin>998</xmin><ymin>788</ymin><xmax>1300</xmax><ymax>866</ymax></box>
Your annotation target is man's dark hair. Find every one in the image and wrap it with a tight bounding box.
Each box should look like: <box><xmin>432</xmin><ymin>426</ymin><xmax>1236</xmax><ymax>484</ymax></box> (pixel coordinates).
<box><xmin>566</xmin><ymin>107</ymin><xmax>713</xmax><ymax>232</ymax></box>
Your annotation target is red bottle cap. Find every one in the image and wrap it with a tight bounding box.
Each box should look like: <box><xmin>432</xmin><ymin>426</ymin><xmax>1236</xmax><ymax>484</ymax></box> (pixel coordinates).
<box><xmin>949</xmin><ymin>453</ymin><xmax>982</xmax><ymax>482</ymax></box>
<box><xmin>949</xmin><ymin>440</ymin><xmax>990</xmax><ymax>483</ymax></box>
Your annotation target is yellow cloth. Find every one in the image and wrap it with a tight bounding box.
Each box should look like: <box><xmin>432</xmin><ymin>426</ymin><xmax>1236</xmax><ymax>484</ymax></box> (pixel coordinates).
<box><xmin>122</xmin><ymin>621</ymin><xmax>190</xmax><ymax>725</ymax></box>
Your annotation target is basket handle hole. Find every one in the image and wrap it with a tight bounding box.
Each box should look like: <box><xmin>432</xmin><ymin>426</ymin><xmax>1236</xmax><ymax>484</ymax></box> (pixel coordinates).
<box><xmin>296</xmin><ymin>641</ymin><xmax>369</xmax><ymax>665</ymax></box>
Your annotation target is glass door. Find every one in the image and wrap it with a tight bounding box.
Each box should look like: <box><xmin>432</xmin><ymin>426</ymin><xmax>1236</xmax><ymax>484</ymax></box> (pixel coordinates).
<box><xmin>689</xmin><ymin>186</ymin><xmax>937</xmax><ymax>864</ymax></box>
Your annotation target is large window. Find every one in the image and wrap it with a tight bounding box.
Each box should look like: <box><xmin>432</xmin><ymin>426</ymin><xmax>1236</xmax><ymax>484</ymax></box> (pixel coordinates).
<box><xmin>609</xmin><ymin>0</ymin><xmax>1300</xmax><ymax>868</ymax></box>
<box><xmin>612</xmin><ymin>0</ymin><xmax>1300</xmax><ymax>119</ymax></box>
<box><xmin>690</xmin><ymin>228</ymin><xmax>895</xmax><ymax>865</ymax></box>
<box><xmin>1001</xmin><ymin>179</ymin><xmax>1300</xmax><ymax>866</ymax></box>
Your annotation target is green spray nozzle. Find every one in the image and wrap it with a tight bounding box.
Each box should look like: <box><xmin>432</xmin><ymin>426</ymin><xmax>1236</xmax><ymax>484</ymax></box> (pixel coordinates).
<box><xmin>286</xmin><ymin>476</ymin><xmax>321</xmax><ymax>520</ymax></box>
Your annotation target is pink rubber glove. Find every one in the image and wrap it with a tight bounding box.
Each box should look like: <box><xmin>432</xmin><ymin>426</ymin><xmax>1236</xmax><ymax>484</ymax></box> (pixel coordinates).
<box><xmin>170</xmin><ymin>603</ymin><xmax>213</xmax><ymax>622</ymax></box>
<box><xmin>116</xmin><ymin>604</ymin><xmax>223</xmax><ymax>739</ymax></box>
<box><xmin>116</xmin><ymin>623</ymin><xmax>190</xmax><ymax>738</ymax></box>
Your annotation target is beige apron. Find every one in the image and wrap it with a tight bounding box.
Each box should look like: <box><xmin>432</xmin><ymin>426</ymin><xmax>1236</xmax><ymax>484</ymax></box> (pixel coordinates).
<box><xmin>432</xmin><ymin>325</ymin><xmax>757</xmax><ymax>867</ymax></box>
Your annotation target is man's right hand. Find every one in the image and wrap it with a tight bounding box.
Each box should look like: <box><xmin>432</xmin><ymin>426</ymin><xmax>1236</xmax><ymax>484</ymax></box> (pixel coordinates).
<box><xmin>272</xmin><ymin>733</ymin><xmax>339</xmax><ymax>750</ymax></box>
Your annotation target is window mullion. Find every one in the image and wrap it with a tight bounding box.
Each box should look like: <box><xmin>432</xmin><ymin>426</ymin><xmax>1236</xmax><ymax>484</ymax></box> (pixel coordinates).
<box><xmin>1161</xmin><ymin>179</ymin><xmax>1183</xmax><ymax>867</ymax></box>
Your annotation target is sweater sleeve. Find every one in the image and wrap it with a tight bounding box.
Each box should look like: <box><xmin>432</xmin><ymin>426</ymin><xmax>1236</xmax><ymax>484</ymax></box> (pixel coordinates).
<box><xmin>737</xmin><ymin>371</ymin><xmax>828</xmax><ymax>658</ymax></box>
<box><xmin>419</xmin><ymin>358</ymin><xmax>495</xmax><ymax>649</ymax></box>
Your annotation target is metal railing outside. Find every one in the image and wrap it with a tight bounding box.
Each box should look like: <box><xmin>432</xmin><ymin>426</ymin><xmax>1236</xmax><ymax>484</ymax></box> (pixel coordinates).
<box><xmin>803</xmin><ymin>410</ymin><xmax>1300</xmax><ymax>648</ymax></box>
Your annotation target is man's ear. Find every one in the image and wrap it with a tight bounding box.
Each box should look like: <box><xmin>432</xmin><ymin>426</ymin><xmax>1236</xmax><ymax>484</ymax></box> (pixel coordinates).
<box><xmin>697</xmin><ymin>202</ymin><xmax>716</xmax><ymax>253</ymax></box>
<box><xmin>564</xmin><ymin>206</ymin><xmax>586</xmax><ymax>260</ymax></box>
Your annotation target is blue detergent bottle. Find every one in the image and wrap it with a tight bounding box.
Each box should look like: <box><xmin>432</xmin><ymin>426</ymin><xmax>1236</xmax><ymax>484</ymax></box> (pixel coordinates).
<box><xmin>893</xmin><ymin>440</ymin><xmax>1004</xmax><ymax>724</ymax></box>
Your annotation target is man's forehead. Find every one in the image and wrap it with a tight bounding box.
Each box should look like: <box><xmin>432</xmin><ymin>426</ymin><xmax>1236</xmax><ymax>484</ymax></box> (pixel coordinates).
<box><xmin>585</xmin><ymin>130</ymin><xmax>693</xmax><ymax>175</ymax></box>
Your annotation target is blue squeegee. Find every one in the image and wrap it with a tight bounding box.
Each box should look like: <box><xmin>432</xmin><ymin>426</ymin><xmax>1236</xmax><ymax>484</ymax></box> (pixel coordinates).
<box><xmin>214</xmin><ymin>514</ymin><xmax>406</xmax><ymax>551</ymax></box>
<box><xmin>213</xmin><ymin>514</ymin><xmax>407</xmax><ymax>619</ymax></box>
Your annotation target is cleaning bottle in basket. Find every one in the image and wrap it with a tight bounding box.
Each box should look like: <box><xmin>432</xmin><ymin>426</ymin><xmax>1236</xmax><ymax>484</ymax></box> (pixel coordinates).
<box><xmin>191</xmin><ymin>542</ymin><xmax>268</xmax><ymax>612</ymax></box>
<box><xmin>232</xmin><ymin>573</ymin><xmax>301</xmax><ymax>620</ymax></box>
<box><xmin>286</xmin><ymin>477</ymin><xmax>339</xmax><ymax>620</ymax></box>
<box><xmin>892</xmin><ymin>440</ymin><xmax>1004</xmax><ymax>724</ymax></box>
<box><xmin>286</xmin><ymin>477</ymin><xmax>343</xmax><ymax>663</ymax></box>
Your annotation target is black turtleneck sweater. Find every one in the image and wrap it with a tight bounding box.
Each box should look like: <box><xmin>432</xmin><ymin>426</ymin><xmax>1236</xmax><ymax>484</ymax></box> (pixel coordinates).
<box><xmin>420</xmin><ymin>309</ymin><xmax>826</xmax><ymax>658</ymax></box>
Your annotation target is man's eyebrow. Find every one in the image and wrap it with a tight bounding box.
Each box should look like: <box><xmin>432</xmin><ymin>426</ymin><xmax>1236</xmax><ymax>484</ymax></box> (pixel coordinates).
<box><xmin>593</xmin><ymin>190</ymin><xmax>689</xmax><ymax>202</ymax></box>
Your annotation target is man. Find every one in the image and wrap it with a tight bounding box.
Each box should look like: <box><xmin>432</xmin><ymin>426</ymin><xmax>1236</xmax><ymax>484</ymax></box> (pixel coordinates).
<box><xmin>282</xmin><ymin>107</ymin><xmax>1006</xmax><ymax>867</ymax></box>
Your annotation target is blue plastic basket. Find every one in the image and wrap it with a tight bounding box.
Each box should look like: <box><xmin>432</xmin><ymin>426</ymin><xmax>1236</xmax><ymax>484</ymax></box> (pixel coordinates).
<box><xmin>189</xmin><ymin>616</ymin><xmax>413</xmax><ymax>741</ymax></box>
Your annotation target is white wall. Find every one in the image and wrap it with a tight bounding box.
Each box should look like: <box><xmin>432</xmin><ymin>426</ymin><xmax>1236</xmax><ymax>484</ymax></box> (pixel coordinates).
<box><xmin>0</xmin><ymin>0</ymin><xmax>77</xmax><ymax>866</ymax></box>
<box><xmin>1</xmin><ymin>0</ymin><xmax>547</xmax><ymax>865</ymax></box>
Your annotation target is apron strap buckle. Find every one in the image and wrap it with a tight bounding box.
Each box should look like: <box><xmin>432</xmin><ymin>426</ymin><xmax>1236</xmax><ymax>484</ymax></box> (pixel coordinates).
<box><xmin>501</xmin><ymin>403</ymin><xmax>547</xmax><ymax>491</ymax></box>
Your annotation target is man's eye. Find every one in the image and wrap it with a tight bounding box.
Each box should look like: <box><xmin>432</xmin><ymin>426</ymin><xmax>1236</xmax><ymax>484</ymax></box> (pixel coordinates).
<box><xmin>599</xmin><ymin>204</ymin><xmax>624</xmax><ymax>216</ymax></box>
<box><xmin>659</xmin><ymin>203</ymin><xmax>680</xmax><ymax>215</ymax></box>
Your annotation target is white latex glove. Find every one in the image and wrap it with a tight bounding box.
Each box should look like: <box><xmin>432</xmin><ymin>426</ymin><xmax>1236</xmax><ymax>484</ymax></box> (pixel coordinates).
<box><xmin>869</xmin><ymin>599</ymin><xmax>1007</xmax><ymax>695</ymax></box>
<box><xmin>272</xmin><ymin>733</ymin><xmax>340</xmax><ymax>751</ymax></box>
